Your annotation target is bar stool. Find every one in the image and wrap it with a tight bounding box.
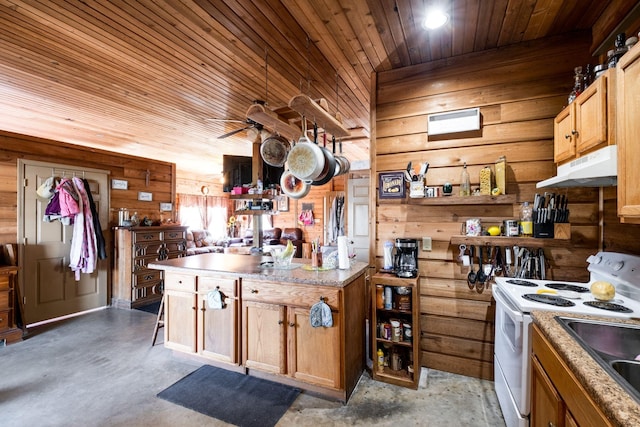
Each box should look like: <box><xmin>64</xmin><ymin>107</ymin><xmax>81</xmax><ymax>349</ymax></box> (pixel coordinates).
<box><xmin>151</xmin><ymin>295</ymin><xmax>165</xmax><ymax>346</ymax></box>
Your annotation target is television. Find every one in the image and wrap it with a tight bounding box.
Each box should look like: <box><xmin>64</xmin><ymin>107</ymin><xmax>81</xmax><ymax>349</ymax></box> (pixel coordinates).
<box><xmin>222</xmin><ymin>155</ymin><xmax>284</xmax><ymax>192</ymax></box>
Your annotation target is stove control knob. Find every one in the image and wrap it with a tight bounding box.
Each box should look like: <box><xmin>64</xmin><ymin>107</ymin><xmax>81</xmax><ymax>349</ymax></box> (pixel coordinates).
<box><xmin>589</xmin><ymin>255</ymin><xmax>603</xmax><ymax>264</ymax></box>
<box><xmin>613</xmin><ymin>261</ymin><xmax>624</xmax><ymax>271</ymax></box>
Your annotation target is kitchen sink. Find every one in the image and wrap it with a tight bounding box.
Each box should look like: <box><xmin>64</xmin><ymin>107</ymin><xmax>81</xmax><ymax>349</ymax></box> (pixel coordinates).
<box><xmin>556</xmin><ymin>317</ymin><xmax>640</xmax><ymax>404</ymax></box>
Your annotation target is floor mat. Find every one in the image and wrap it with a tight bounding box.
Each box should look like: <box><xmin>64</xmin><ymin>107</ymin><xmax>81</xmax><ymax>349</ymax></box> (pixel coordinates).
<box><xmin>157</xmin><ymin>365</ymin><xmax>301</xmax><ymax>427</ymax></box>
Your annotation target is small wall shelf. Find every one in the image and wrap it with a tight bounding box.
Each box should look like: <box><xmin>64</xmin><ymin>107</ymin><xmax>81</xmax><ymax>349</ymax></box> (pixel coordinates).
<box><xmin>228</xmin><ymin>194</ymin><xmax>275</xmax><ymax>200</ymax></box>
<box><xmin>407</xmin><ymin>194</ymin><xmax>517</xmax><ymax>205</ymax></box>
<box><xmin>450</xmin><ymin>235</ymin><xmax>571</xmax><ymax>248</ymax></box>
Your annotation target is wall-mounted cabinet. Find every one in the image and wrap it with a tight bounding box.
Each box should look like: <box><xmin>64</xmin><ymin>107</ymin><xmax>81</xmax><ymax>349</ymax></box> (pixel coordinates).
<box><xmin>554</xmin><ymin>69</ymin><xmax>615</xmax><ymax>164</ymax></box>
<box><xmin>617</xmin><ymin>42</ymin><xmax>640</xmax><ymax>224</ymax></box>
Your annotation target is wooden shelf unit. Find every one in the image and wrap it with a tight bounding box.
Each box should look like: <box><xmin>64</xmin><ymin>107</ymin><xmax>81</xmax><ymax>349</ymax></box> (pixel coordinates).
<box><xmin>371</xmin><ymin>273</ymin><xmax>420</xmax><ymax>389</ymax></box>
<box><xmin>450</xmin><ymin>235</ymin><xmax>571</xmax><ymax>248</ymax></box>
<box><xmin>407</xmin><ymin>194</ymin><xmax>516</xmax><ymax>205</ymax></box>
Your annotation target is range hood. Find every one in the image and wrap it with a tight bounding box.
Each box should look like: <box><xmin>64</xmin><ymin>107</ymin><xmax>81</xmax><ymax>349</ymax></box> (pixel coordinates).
<box><xmin>536</xmin><ymin>145</ymin><xmax>617</xmax><ymax>188</ymax></box>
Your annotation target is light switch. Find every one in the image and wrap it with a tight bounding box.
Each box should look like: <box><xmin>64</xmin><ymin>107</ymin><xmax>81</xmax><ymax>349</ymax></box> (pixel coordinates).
<box><xmin>422</xmin><ymin>236</ymin><xmax>432</xmax><ymax>251</ymax></box>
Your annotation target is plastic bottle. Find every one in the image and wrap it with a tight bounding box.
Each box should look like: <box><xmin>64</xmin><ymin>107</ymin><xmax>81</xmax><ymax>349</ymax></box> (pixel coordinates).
<box><xmin>383</xmin><ymin>241</ymin><xmax>394</xmax><ymax>270</ymax></box>
<box><xmin>520</xmin><ymin>202</ymin><xmax>533</xmax><ymax>237</ymax></box>
<box><xmin>377</xmin><ymin>348</ymin><xmax>385</xmax><ymax>372</ymax></box>
<box><xmin>459</xmin><ymin>162</ymin><xmax>471</xmax><ymax>196</ymax></box>
<box><xmin>384</xmin><ymin>286</ymin><xmax>392</xmax><ymax>310</ymax></box>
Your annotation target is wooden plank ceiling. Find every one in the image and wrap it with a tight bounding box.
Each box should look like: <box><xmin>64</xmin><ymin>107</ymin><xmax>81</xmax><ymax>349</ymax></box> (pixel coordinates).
<box><xmin>0</xmin><ymin>0</ymin><xmax>636</xmax><ymax>176</ymax></box>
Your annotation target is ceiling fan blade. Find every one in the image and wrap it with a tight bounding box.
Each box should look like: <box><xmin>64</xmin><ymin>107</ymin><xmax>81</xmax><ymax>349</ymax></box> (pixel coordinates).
<box><xmin>217</xmin><ymin>126</ymin><xmax>253</xmax><ymax>139</ymax></box>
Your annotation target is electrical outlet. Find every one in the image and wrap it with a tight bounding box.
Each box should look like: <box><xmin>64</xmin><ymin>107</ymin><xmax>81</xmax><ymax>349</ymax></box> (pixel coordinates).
<box><xmin>422</xmin><ymin>236</ymin><xmax>432</xmax><ymax>251</ymax></box>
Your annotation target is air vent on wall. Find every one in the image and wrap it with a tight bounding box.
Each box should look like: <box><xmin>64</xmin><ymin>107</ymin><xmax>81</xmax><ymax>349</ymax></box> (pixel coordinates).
<box><xmin>427</xmin><ymin>108</ymin><xmax>480</xmax><ymax>135</ymax></box>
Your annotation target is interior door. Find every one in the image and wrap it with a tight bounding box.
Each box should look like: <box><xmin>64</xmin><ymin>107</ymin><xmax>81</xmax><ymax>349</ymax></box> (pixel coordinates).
<box><xmin>347</xmin><ymin>177</ymin><xmax>371</xmax><ymax>263</ymax></box>
<box><xmin>20</xmin><ymin>161</ymin><xmax>109</xmax><ymax>325</ymax></box>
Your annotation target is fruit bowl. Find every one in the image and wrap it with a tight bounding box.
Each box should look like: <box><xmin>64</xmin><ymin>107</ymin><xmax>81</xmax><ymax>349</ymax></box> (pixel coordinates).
<box><xmin>270</xmin><ymin>244</ymin><xmax>295</xmax><ymax>268</ymax></box>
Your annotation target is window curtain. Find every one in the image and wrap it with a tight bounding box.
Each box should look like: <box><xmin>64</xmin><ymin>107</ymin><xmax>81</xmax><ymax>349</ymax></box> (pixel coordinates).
<box><xmin>176</xmin><ymin>194</ymin><xmax>229</xmax><ymax>238</ymax></box>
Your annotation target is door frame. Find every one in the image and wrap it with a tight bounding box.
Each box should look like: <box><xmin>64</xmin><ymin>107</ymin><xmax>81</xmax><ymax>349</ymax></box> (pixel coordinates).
<box><xmin>17</xmin><ymin>159</ymin><xmax>111</xmax><ymax>325</ymax></box>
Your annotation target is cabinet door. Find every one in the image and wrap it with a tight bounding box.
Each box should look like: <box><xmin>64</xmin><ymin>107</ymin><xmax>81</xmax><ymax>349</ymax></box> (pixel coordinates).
<box><xmin>198</xmin><ymin>277</ymin><xmax>238</xmax><ymax>364</ymax></box>
<box><xmin>554</xmin><ymin>104</ymin><xmax>576</xmax><ymax>163</ymax></box>
<box><xmin>242</xmin><ymin>300</ymin><xmax>286</xmax><ymax>374</ymax></box>
<box><xmin>617</xmin><ymin>43</ymin><xmax>640</xmax><ymax>222</ymax></box>
<box><xmin>164</xmin><ymin>289</ymin><xmax>197</xmax><ymax>353</ymax></box>
<box><xmin>575</xmin><ymin>75</ymin><xmax>608</xmax><ymax>154</ymax></box>
<box><xmin>531</xmin><ymin>355</ymin><xmax>564</xmax><ymax>427</ymax></box>
<box><xmin>288</xmin><ymin>306</ymin><xmax>341</xmax><ymax>388</ymax></box>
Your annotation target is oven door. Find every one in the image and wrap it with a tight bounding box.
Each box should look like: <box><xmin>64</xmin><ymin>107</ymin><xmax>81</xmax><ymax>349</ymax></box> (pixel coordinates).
<box><xmin>493</xmin><ymin>286</ymin><xmax>532</xmax><ymax>419</ymax></box>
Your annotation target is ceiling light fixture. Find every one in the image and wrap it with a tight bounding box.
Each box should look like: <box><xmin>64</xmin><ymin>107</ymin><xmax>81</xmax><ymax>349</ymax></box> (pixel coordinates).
<box><xmin>423</xmin><ymin>8</ymin><xmax>448</xmax><ymax>30</ymax></box>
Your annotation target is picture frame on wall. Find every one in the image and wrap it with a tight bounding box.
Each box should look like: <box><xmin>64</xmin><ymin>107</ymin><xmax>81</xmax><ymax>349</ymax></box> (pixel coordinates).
<box><xmin>278</xmin><ymin>195</ymin><xmax>289</xmax><ymax>212</ymax></box>
<box><xmin>378</xmin><ymin>171</ymin><xmax>406</xmax><ymax>199</ymax></box>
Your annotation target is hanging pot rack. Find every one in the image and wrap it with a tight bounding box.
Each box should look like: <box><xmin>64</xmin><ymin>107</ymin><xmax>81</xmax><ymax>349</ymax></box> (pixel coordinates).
<box><xmin>288</xmin><ymin>94</ymin><xmax>350</xmax><ymax>138</ymax></box>
<box><xmin>245</xmin><ymin>102</ymin><xmax>301</xmax><ymax>142</ymax></box>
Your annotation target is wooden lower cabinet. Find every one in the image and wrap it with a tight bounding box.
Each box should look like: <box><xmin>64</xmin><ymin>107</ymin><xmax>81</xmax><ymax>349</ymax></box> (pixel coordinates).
<box><xmin>0</xmin><ymin>266</ymin><xmax>21</xmax><ymax>345</ymax></box>
<box><xmin>531</xmin><ymin>324</ymin><xmax>612</xmax><ymax>427</ymax></box>
<box><xmin>164</xmin><ymin>272</ymin><xmax>239</xmax><ymax>364</ymax></box>
<box><xmin>242</xmin><ymin>280</ymin><xmax>342</xmax><ymax>389</ymax></box>
<box><xmin>161</xmin><ymin>270</ymin><xmax>366</xmax><ymax>401</ymax></box>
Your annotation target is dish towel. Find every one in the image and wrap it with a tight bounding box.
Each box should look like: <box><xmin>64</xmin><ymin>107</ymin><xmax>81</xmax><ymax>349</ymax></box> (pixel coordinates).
<box><xmin>309</xmin><ymin>299</ymin><xmax>333</xmax><ymax>328</ymax></box>
<box><xmin>207</xmin><ymin>289</ymin><xmax>224</xmax><ymax>309</ymax></box>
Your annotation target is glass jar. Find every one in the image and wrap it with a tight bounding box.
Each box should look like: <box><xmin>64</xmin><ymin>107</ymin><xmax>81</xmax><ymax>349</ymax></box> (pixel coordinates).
<box><xmin>459</xmin><ymin>162</ymin><xmax>471</xmax><ymax>196</ymax></box>
<box><xmin>495</xmin><ymin>156</ymin><xmax>506</xmax><ymax>195</ymax></box>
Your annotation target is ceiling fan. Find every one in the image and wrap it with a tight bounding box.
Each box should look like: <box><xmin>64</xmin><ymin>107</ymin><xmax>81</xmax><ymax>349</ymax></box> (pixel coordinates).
<box><xmin>213</xmin><ymin>117</ymin><xmax>263</xmax><ymax>139</ymax></box>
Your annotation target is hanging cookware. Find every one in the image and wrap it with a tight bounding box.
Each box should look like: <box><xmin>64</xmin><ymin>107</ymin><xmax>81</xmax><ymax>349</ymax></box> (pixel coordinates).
<box><xmin>333</xmin><ymin>155</ymin><xmax>350</xmax><ymax>176</ymax></box>
<box><xmin>280</xmin><ymin>169</ymin><xmax>310</xmax><ymax>199</ymax></box>
<box><xmin>287</xmin><ymin>119</ymin><xmax>325</xmax><ymax>182</ymax></box>
<box><xmin>260</xmin><ymin>134</ymin><xmax>290</xmax><ymax>167</ymax></box>
<box><xmin>311</xmin><ymin>146</ymin><xmax>337</xmax><ymax>186</ymax></box>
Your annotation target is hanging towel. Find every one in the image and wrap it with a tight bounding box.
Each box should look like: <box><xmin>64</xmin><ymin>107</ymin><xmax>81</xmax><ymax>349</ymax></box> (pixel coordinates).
<box><xmin>310</xmin><ymin>299</ymin><xmax>333</xmax><ymax>328</ymax></box>
<box><xmin>207</xmin><ymin>289</ymin><xmax>224</xmax><ymax>309</ymax></box>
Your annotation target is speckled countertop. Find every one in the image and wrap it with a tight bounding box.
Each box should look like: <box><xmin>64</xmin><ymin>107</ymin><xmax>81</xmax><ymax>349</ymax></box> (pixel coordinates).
<box><xmin>532</xmin><ymin>311</ymin><xmax>640</xmax><ymax>426</ymax></box>
<box><xmin>148</xmin><ymin>252</ymin><xmax>369</xmax><ymax>288</ymax></box>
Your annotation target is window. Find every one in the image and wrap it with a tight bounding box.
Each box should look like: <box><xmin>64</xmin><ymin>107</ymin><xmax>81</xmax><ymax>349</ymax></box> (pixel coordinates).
<box><xmin>176</xmin><ymin>194</ymin><xmax>228</xmax><ymax>239</ymax></box>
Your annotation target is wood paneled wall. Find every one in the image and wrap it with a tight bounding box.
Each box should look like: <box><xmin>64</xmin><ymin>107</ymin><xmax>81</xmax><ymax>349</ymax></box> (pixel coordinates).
<box><xmin>0</xmin><ymin>130</ymin><xmax>177</xmax><ymax>245</ymax></box>
<box><xmin>374</xmin><ymin>32</ymin><xmax>600</xmax><ymax>380</ymax></box>
<box><xmin>273</xmin><ymin>174</ymin><xmax>346</xmax><ymax>247</ymax></box>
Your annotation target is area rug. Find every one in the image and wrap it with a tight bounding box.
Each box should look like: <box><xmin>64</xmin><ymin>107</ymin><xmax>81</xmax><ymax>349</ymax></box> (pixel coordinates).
<box><xmin>157</xmin><ymin>365</ymin><xmax>301</xmax><ymax>427</ymax></box>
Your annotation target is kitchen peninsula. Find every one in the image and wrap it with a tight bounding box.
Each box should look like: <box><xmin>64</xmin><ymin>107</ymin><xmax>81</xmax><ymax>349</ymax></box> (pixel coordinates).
<box><xmin>148</xmin><ymin>253</ymin><xmax>369</xmax><ymax>402</ymax></box>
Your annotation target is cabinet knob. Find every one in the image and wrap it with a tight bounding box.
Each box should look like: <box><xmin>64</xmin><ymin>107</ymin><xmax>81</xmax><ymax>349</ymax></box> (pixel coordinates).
<box><xmin>548</xmin><ymin>423</ymin><xmax>556</xmax><ymax>427</ymax></box>
<box><xmin>571</xmin><ymin>129</ymin><xmax>578</xmax><ymax>135</ymax></box>
<box><xmin>278</xmin><ymin>320</ymin><xmax>284</xmax><ymax>325</ymax></box>
<box><xmin>251</xmin><ymin>289</ymin><xmax>258</xmax><ymax>294</ymax></box>
<box><xmin>564</xmin><ymin>134</ymin><xmax>571</xmax><ymax>139</ymax></box>
<box><xmin>200</xmin><ymin>307</ymin><xmax>206</xmax><ymax>312</ymax></box>
<box><xmin>192</xmin><ymin>306</ymin><xmax>196</xmax><ymax>310</ymax></box>
<box><xmin>289</xmin><ymin>322</ymin><xmax>295</xmax><ymax>327</ymax></box>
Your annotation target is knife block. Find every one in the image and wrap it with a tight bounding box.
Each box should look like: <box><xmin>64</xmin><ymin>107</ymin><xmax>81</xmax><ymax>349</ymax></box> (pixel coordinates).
<box><xmin>533</xmin><ymin>222</ymin><xmax>554</xmax><ymax>239</ymax></box>
<box><xmin>553</xmin><ymin>223</ymin><xmax>571</xmax><ymax>240</ymax></box>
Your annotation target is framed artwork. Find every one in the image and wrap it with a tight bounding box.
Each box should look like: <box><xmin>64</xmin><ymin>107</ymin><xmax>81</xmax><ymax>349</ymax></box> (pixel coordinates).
<box><xmin>111</xmin><ymin>179</ymin><xmax>128</xmax><ymax>190</ymax></box>
<box><xmin>278</xmin><ymin>195</ymin><xmax>289</xmax><ymax>212</ymax></box>
<box><xmin>378</xmin><ymin>171</ymin><xmax>406</xmax><ymax>199</ymax></box>
<box><xmin>138</xmin><ymin>191</ymin><xmax>153</xmax><ymax>201</ymax></box>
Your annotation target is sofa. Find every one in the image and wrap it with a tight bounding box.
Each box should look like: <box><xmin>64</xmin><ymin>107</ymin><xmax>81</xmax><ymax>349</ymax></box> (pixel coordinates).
<box><xmin>241</xmin><ymin>227</ymin><xmax>304</xmax><ymax>258</ymax></box>
<box><xmin>186</xmin><ymin>227</ymin><xmax>304</xmax><ymax>257</ymax></box>
<box><xmin>185</xmin><ymin>230</ymin><xmax>225</xmax><ymax>256</ymax></box>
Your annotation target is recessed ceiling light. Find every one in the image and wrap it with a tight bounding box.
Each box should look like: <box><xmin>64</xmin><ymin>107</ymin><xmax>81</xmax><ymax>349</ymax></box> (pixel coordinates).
<box><xmin>423</xmin><ymin>8</ymin><xmax>448</xmax><ymax>30</ymax></box>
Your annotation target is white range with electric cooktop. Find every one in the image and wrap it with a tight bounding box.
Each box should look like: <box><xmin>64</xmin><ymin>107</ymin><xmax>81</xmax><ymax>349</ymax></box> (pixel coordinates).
<box><xmin>492</xmin><ymin>251</ymin><xmax>640</xmax><ymax>427</ymax></box>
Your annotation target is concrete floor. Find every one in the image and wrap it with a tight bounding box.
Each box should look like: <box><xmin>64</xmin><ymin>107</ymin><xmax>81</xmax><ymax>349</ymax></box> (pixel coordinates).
<box><xmin>1</xmin><ymin>308</ymin><xmax>506</xmax><ymax>427</ymax></box>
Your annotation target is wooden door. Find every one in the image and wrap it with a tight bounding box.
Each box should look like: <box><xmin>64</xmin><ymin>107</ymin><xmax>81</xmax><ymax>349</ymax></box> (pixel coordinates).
<box><xmin>164</xmin><ymin>289</ymin><xmax>197</xmax><ymax>353</ymax></box>
<box><xmin>288</xmin><ymin>306</ymin><xmax>341</xmax><ymax>388</ymax></box>
<box><xmin>530</xmin><ymin>355</ymin><xmax>564</xmax><ymax>427</ymax></box>
<box><xmin>617</xmin><ymin>43</ymin><xmax>640</xmax><ymax>223</ymax></box>
<box><xmin>198</xmin><ymin>276</ymin><xmax>238</xmax><ymax>364</ymax></box>
<box><xmin>21</xmin><ymin>161</ymin><xmax>108</xmax><ymax>325</ymax></box>
<box><xmin>242</xmin><ymin>300</ymin><xmax>285</xmax><ymax>374</ymax></box>
<box><xmin>554</xmin><ymin>105</ymin><xmax>576</xmax><ymax>163</ymax></box>
<box><xmin>347</xmin><ymin>177</ymin><xmax>371</xmax><ymax>264</ymax></box>
<box><xmin>575</xmin><ymin>75</ymin><xmax>608</xmax><ymax>154</ymax></box>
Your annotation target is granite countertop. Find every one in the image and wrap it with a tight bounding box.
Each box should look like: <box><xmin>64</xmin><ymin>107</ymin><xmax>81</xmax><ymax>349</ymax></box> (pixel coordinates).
<box><xmin>148</xmin><ymin>252</ymin><xmax>369</xmax><ymax>288</ymax></box>
<box><xmin>532</xmin><ymin>311</ymin><xmax>640</xmax><ymax>427</ymax></box>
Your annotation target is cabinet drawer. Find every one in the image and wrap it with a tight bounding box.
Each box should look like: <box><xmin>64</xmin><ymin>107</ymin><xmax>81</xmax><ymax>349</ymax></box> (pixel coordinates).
<box><xmin>199</xmin><ymin>275</ymin><xmax>237</xmax><ymax>296</ymax></box>
<box><xmin>165</xmin><ymin>240</ymin><xmax>187</xmax><ymax>253</ymax></box>
<box><xmin>164</xmin><ymin>273</ymin><xmax>196</xmax><ymax>292</ymax></box>
<box><xmin>163</xmin><ymin>229</ymin><xmax>186</xmax><ymax>241</ymax></box>
<box><xmin>0</xmin><ymin>275</ymin><xmax>9</xmax><ymax>291</ymax></box>
<box><xmin>242</xmin><ymin>280</ymin><xmax>340</xmax><ymax>310</ymax></box>
<box><xmin>0</xmin><ymin>309</ymin><xmax>10</xmax><ymax>330</ymax></box>
<box><xmin>0</xmin><ymin>291</ymin><xmax>8</xmax><ymax>309</ymax></box>
<box><xmin>134</xmin><ymin>242</ymin><xmax>166</xmax><ymax>258</ymax></box>
<box><xmin>133</xmin><ymin>231</ymin><xmax>162</xmax><ymax>243</ymax></box>
<box><xmin>133</xmin><ymin>270</ymin><xmax>162</xmax><ymax>287</ymax></box>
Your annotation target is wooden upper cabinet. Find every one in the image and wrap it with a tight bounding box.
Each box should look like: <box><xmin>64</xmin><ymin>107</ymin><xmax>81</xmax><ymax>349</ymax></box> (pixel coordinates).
<box><xmin>554</xmin><ymin>69</ymin><xmax>615</xmax><ymax>164</ymax></box>
<box><xmin>617</xmin><ymin>42</ymin><xmax>640</xmax><ymax>223</ymax></box>
<box><xmin>554</xmin><ymin>104</ymin><xmax>576</xmax><ymax>163</ymax></box>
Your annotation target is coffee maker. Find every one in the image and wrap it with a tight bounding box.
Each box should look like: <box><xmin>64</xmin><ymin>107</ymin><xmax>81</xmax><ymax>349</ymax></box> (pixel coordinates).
<box><xmin>394</xmin><ymin>238</ymin><xmax>418</xmax><ymax>278</ymax></box>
